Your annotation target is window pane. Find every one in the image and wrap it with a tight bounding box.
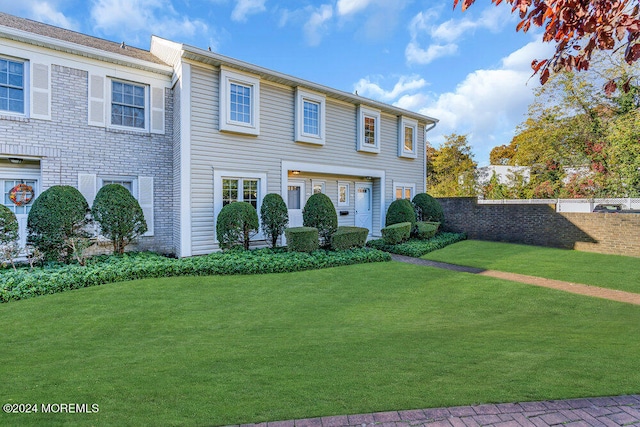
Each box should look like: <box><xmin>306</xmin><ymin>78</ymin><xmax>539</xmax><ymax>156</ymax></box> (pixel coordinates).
<box><xmin>287</xmin><ymin>186</ymin><xmax>301</xmax><ymax>209</ymax></box>
<box><xmin>303</xmin><ymin>100</ymin><xmax>320</xmax><ymax>135</ymax></box>
<box><xmin>230</xmin><ymin>83</ymin><xmax>252</xmax><ymax>124</ymax></box>
<box><xmin>223</xmin><ymin>179</ymin><xmax>239</xmax><ymax>206</ymax></box>
<box><xmin>396</xmin><ymin>187</ymin><xmax>402</xmax><ymax>200</ymax></box>
<box><xmin>0</xmin><ymin>59</ymin><xmax>24</xmax><ymax>113</ymax></box>
<box><xmin>243</xmin><ymin>179</ymin><xmax>258</xmax><ymax>209</ymax></box>
<box><xmin>313</xmin><ymin>183</ymin><xmax>323</xmax><ymax>194</ymax></box>
<box><xmin>364</xmin><ymin>116</ymin><xmax>376</xmax><ymax>145</ymax></box>
<box><xmin>102</xmin><ymin>180</ymin><xmax>133</xmax><ymax>194</ymax></box>
<box><xmin>405</xmin><ymin>188</ymin><xmax>412</xmax><ymax>200</ymax></box>
<box><xmin>339</xmin><ymin>185</ymin><xmax>347</xmax><ymax>204</ymax></box>
<box><xmin>111</xmin><ymin>81</ymin><xmax>146</xmax><ymax>128</ymax></box>
<box><xmin>404</xmin><ymin>126</ymin><xmax>414</xmax><ymax>152</ymax></box>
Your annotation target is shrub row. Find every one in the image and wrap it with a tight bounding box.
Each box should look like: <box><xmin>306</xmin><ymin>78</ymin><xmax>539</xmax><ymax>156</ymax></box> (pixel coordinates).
<box><xmin>330</xmin><ymin>226</ymin><xmax>369</xmax><ymax>251</ymax></box>
<box><xmin>367</xmin><ymin>232</ymin><xmax>467</xmax><ymax>258</ymax></box>
<box><xmin>285</xmin><ymin>227</ymin><xmax>319</xmax><ymax>253</ymax></box>
<box><xmin>381</xmin><ymin>222</ymin><xmax>412</xmax><ymax>245</ymax></box>
<box><xmin>0</xmin><ymin>248</ymin><xmax>391</xmax><ymax>303</ymax></box>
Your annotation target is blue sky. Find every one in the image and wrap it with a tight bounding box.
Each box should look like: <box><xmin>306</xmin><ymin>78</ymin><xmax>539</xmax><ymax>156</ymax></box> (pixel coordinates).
<box><xmin>5</xmin><ymin>0</ymin><xmax>556</xmax><ymax>165</ymax></box>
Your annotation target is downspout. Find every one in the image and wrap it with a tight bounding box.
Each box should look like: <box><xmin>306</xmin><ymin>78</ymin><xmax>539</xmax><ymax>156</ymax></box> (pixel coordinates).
<box><xmin>424</xmin><ymin>121</ymin><xmax>437</xmax><ymax>193</ymax></box>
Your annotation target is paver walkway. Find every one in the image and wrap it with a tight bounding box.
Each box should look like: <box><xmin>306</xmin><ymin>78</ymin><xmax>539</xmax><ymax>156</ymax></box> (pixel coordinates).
<box><xmin>390</xmin><ymin>254</ymin><xmax>640</xmax><ymax>306</ymax></box>
<box><xmin>227</xmin><ymin>395</ymin><xmax>640</xmax><ymax>427</ymax></box>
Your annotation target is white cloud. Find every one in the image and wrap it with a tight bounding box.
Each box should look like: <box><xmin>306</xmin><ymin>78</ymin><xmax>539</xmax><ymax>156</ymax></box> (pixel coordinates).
<box><xmin>406</xmin><ymin>6</ymin><xmax>513</xmax><ymax>65</ymax></box>
<box><xmin>336</xmin><ymin>0</ymin><xmax>372</xmax><ymax>16</ymax></box>
<box><xmin>303</xmin><ymin>4</ymin><xmax>333</xmax><ymax>46</ymax></box>
<box><xmin>90</xmin><ymin>0</ymin><xmax>209</xmax><ymax>46</ymax></box>
<box><xmin>354</xmin><ymin>75</ymin><xmax>428</xmax><ymax>101</ymax></box>
<box><xmin>231</xmin><ymin>0</ymin><xmax>267</xmax><ymax>22</ymax></box>
<box><xmin>2</xmin><ymin>1</ymin><xmax>78</xmax><ymax>30</ymax></box>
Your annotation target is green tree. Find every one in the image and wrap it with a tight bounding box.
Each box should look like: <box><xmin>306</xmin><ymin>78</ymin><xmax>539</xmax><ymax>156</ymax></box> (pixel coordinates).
<box><xmin>260</xmin><ymin>193</ymin><xmax>288</xmax><ymax>248</ymax></box>
<box><xmin>427</xmin><ymin>134</ymin><xmax>477</xmax><ymax>197</ymax></box>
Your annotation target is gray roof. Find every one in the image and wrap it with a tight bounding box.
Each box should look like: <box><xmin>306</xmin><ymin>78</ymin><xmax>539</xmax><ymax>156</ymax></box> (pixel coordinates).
<box><xmin>0</xmin><ymin>12</ymin><xmax>166</xmax><ymax>66</ymax></box>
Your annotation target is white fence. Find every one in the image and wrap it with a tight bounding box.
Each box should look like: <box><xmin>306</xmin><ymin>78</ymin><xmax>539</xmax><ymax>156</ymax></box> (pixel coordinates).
<box><xmin>478</xmin><ymin>198</ymin><xmax>640</xmax><ymax>213</ymax></box>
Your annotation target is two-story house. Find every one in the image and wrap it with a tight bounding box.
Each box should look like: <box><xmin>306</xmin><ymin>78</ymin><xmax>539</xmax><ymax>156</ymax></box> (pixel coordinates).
<box><xmin>0</xmin><ymin>13</ymin><xmax>438</xmax><ymax>257</ymax></box>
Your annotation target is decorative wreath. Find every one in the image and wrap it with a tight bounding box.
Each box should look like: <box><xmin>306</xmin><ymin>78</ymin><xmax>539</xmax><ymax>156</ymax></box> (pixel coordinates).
<box><xmin>9</xmin><ymin>183</ymin><xmax>35</xmax><ymax>206</ymax></box>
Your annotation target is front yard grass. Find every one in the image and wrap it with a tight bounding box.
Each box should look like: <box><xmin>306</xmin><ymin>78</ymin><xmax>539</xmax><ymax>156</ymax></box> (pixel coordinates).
<box><xmin>422</xmin><ymin>240</ymin><xmax>640</xmax><ymax>293</ymax></box>
<box><xmin>2</xmin><ymin>262</ymin><xmax>639</xmax><ymax>426</ymax></box>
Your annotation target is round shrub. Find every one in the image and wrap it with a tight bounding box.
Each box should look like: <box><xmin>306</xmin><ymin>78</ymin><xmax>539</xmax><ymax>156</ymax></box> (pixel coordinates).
<box><xmin>260</xmin><ymin>193</ymin><xmax>289</xmax><ymax>248</ymax></box>
<box><xmin>385</xmin><ymin>198</ymin><xmax>416</xmax><ymax>227</ymax></box>
<box><xmin>414</xmin><ymin>221</ymin><xmax>438</xmax><ymax>240</ymax></box>
<box><xmin>27</xmin><ymin>185</ymin><xmax>91</xmax><ymax>262</ymax></box>
<box><xmin>302</xmin><ymin>193</ymin><xmax>337</xmax><ymax>246</ymax></box>
<box><xmin>412</xmin><ymin>193</ymin><xmax>444</xmax><ymax>223</ymax></box>
<box><xmin>92</xmin><ymin>184</ymin><xmax>148</xmax><ymax>255</ymax></box>
<box><xmin>0</xmin><ymin>205</ymin><xmax>18</xmax><ymax>246</ymax></box>
<box><xmin>216</xmin><ymin>202</ymin><xmax>259</xmax><ymax>250</ymax></box>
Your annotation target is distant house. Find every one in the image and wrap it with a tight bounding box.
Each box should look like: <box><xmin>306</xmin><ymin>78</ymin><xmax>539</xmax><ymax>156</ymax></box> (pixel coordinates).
<box><xmin>0</xmin><ymin>13</ymin><xmax>438</xmax><ymax>257</ymax></box>
<box><xmin>476</xmin><ymin>165</ymin><xmax>531</xmax><ymax>189</ymax></box>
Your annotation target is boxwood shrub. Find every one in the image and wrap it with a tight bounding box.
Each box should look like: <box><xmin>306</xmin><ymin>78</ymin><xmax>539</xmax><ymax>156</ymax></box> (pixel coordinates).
<box><xmin>260</xmin><ymin>193</ymin><xmax>289</xmax><ymax>248</ymax></box>
<box><xmin>303</xmin><ymin>193</ymin><xmax>337</xmax><ymax>246</ymax></box>
<box><xmin>381</xmin><ymin>222</ymin><xmax>411</xmax><ymax>245</ymax></box>
<box><xmin>414</xmin><ymin>221</ymin><xmax>438</xmax><ymax>240</ymax></box>
<box><xmin>385</xmin><ymin>199</ymin><xmax>416</xmax><ymax>227</ymax></box>
<box><xmin>216</xmin><ymin>202</ymin><xmax>259</xmax><ymax>250</ymax></box>
<box><xmin>412</xmin><ymin>193</ymin><xmax>444</xmax><ymax>223</ymax></box>
<box><xmin>285</xmin><ymin>227</ymin><xmax>319</xmax><ymax>253</ymax></box>
<box><xmin>330</xmin><ymin>226</ymin><xmax>369</xmax><ymax>250</ymax></box>
<box><xmin>0</xmin><ymin>248</ymin><xmax>391</xmax><ymax>303</ymax></box>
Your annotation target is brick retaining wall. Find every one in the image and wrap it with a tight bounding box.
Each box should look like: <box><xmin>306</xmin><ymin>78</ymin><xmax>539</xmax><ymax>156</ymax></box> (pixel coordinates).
<box><xmin>437</xmin><ymin>197</ymin><xmax>640</xmax><ymax>258</ymax></box>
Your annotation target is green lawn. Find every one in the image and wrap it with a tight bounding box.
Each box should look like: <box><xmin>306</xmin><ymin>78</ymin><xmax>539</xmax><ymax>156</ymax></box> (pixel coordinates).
<box><xmin>2</xmin><ymin>262</ymin><xmax>639</xmax><ymax>426</ymax></box>
<box><xmin>422</xmin><ymin>240</ymin><xmax>640</xmax><ymax>294</ymax></box>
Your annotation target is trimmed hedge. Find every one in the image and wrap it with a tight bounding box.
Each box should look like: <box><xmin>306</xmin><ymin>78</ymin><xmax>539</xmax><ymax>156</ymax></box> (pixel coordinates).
<box><xmin>414</xmin><ymin>221</ymin><xmax>438</xmax><ymax>240</ymax></box>
<box><xmin>381</xmin><ymin>222</ymin><xmax>412</xmax><ymax>245</ymax></box>
<box><xmin>330</xmin><ymin>226</ymin><xmax>369</xmax><ymax>250</ymax></box>
<box><xmin>216</xmin><ymin>202</ymin><xmax>260</xmax><ymax>250</ymax></box>
<box><xmin>285</xmin><ymin>227</ymin><xmax>319</xmax><ymax>253</ymax></box>
<box><xmin>367</xmin><ymin>232</ymin><xmax>467</xmax><ymax>257</ymax></box>
<box><xmin>412</xmin><ymin>193</ymin><xmax>444</xmax><ymax>223</ymax></box>
<box><xmin>27</xmin><ymin>185</ymin><xmax>91</xmax><ymax>262</ymax></box>
<box><xmin>0</xmin><ymin>248</ymin><xmax>391</xmax><ymax>303</ymax></box>
<box><xmin>260</xmin><ymin>193</ymin><xmax>289</xmax><ymax>248</ymax></box>
<box><xmin>92</xmin><ymin>184</ymin><xmax>147</xmax><ymax>254</ymax></box>
<box><xmin>303</xmin><ymin>193</ymin><xmax>338</xmax><ymax>246</ymax></box>
<box><xmin>385</xmin><ymin>199</ymin><xmax>416</xmax><ymax>227</ymax></box>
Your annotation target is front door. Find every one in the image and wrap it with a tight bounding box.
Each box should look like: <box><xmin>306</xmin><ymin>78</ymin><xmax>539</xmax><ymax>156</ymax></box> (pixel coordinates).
<box><xmin>2</xmin><ymin>178</ymin><xmax>39</xmax><ymax>248</ymax></box>
<box><xmin>287</xmin><ymin>180</ymin><xmax>305</xmax><ymax>228</ymax></box>
<box><xmin>355</xmin><ymin>182</ymin><xmax>372</xmax><ymax>235</ymax></box>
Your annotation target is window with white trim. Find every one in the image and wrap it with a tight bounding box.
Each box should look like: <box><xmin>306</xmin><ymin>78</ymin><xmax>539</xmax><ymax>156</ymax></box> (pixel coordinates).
<box><xmin>295</xmin><ymin>88</ymin><xmax>326</xmax><ymax>145</ymax></box>
<box><xmin>222</xmin><ymin>177</ymin><xmax>259</xmax><ymax>209</ymax></box>
<box><xmin>101</xmin><ymin>178</ymin><xmax>134</xmax><ymax>195</ymax></box>
<box><xmin>220</xmin><ymin>68</ymin><xmax>260</xmax><ymax>136</ymax></box>
<box><xmin>398</xmin><ymin>117</ymin><xmax>418</xmax><ymax>158</ymax></box>
<box><xmin>357</xmin><ymin>106</ymin><xmax>381</xmax><ymax>153</ymax></box>
<box><xmin>110</xmin><ymin>80</ymin><xmax>147</xmax><ymax>130</ymax></box>
<box><xmin>338</xmin><ymin>182</ymin><xmax>350</xmax><ymax>207</ymax></box>
<box><xmin>394</xmin><ymin>183</ymin><xmax>415</xmax><ymax>200</ymax></box>
<box><xmin>312</xmin><ymin>180</ymin><xmax>325</xmax><ymax>194</ymax></box>
<box><xmin>0</xmin><ymin>57</ymin><xmax>26</xmax><ymax>115</ymax></box>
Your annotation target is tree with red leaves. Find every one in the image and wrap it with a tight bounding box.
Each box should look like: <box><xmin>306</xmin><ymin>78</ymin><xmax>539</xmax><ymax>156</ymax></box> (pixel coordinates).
<box><xmin>454</xmin><ymin>0</ymin><xmax>640</xmax><ymax>93</ymax></box>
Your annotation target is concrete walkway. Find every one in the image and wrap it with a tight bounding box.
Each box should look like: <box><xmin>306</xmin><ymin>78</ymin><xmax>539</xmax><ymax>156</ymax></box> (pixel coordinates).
<box><xmin>227</xmin><ymin>395</ymin><xmax>640</xmax><ymax>427</ymax></box>
<box><xmin>390</xmin><ymin>254</ymin><xmax>640</xmax><ymax>306</ymax></box>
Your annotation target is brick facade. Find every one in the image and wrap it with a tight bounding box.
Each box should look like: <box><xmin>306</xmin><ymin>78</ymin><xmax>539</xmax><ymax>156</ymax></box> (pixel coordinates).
<box><xmin>438</xmin><ymin>197</ymin><xmax>640</xmax><ymax>258</ymax></box>
<box><xmin>0</xmin><ymin>65</ymin><xmax>174</xmax><ymax>254</ymax></box>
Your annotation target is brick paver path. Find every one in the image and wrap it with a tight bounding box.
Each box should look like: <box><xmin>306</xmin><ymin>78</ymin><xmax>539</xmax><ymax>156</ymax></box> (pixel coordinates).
<box><xmin>226</xmin><ymin>395</ymin><xmax>640</xmax><ymax>427</ymax></box>
<box><xmin>390</xmin><ymin>254</ymin><xmax>640</xmax><ymax>306</ymax></box>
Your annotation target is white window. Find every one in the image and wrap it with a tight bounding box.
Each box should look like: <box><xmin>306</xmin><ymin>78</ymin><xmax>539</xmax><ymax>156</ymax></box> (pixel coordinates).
<box><xmin>312</xmin><ymin>180</ymin><xmax>325</xmax><ymax>194</ymax></box>
<box><xmin>0</xmin><ymin>57</ymin><xmax>26</xmax><ymax>115</ymax></box>
<box><xmin>110</xmin><ymin>80</ymin><xmax>148</xmax><ymax>130</ymax></box>
<box><xmin>101</xmin><ymin>178</ymin><xmax>135</xmax><ymax>195</ymax></box>
<box><xmin>394</xmin><ymin>182</ymin><xmax>415</xmax><ymax>200</ymax></box>
<box><xmin>338</xmin><ymin>182</ymin><xmax>350</xmax><ymax>207</ymax></box>
<box><xmin>398</xmin><ymin>117</ymin><xmax>418</xmax><ymax>158</ymax></box>
<box><xmin>222</xmin><ymin>177</ymin><xmax>259</xmax><ymax>209</ymax></box>
<box><xmin>219</xmin><ymin>67</ymin><xmax>260</xmax><ymax>136</ymax></box>
<box><xmin>295</xmin><ymin>88</ymin><xmax>326</xmax><ymax>145</ymax></box>
<box><xmin>357</xmin><ymin>106</ymin><xmax>381</xmax><ymax>153</ymax></box>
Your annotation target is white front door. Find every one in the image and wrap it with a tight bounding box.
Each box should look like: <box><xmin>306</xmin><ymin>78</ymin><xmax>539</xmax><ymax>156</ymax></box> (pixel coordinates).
<box><xmin>355</xmin><ymin>182</ymin><xmax>372</xmax><ymax>235</ymax></box>
<box><xmin>287</xmin><ymin>180</ymin><xmax>305</xmax><ymax>228</ymax></box>
<box><xmin>2</xmin><ymin>178</ymin><xmax>39</xmax><ymax>249</ymax></box>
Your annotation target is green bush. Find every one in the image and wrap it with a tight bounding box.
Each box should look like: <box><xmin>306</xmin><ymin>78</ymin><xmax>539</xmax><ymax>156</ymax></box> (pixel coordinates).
<box><xmin>367</xmin><ymin>232</ymin><xmax>467</xmax><ymax>257</ymax></box>
<box><xmin>381</xmin><ymin>222</ymin><xmax>412</xmax><ymax>245</ymax></box>
<box><xmin>303</xmin><ymin>193</ymin><xmax>337</xmax><ymax>246</ymax></box>
<box><xmin>385</xmin><ymin>199</ymin><xmax>416</xmax><ymax>227</ymax></box>
<box><xmin>285</xmin><ymin>227</ymin><xmax>319</xmax><ymax>253</ymax></box>
<box><xmin>260</xmin><ymin>193</ymin><xmax>289</xmax><ymax>248</ymax></box>
<box><xmin>414</xmin><ymin>221</ymin><xmax>438</xmax><ymax>240</ymax></box>
<box><xmin>27</xmin><ymin>185</ymin><xmax>91</xmax><ymax>262</ymax></box>
<box><xmin>330</xmin><ymin>226</ymin><xmax>369</xmax><ymax>250</ymax></box>
<box><xmin>92</xmin><ymin>184</ymin><xmax>147</xmax><ymax>255</ymax></box>
<box><xmin>412</xmin><ymin>193</ymin><xmax>444</xmax><ymax>223</ymax></box>
<box><xmin>0</xmin><ymin>205</ymin><xmax>20</xmax><ymax>269</ymax></box>
<box><xmin>0</xmin><ymin>248</ymin><xmax>391</xmax><ymax>303</ymax></box>
<box><xmin>216</xmin><ymin>202</ymin><xmax>259</xmax><ymax>250</ymax></box>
